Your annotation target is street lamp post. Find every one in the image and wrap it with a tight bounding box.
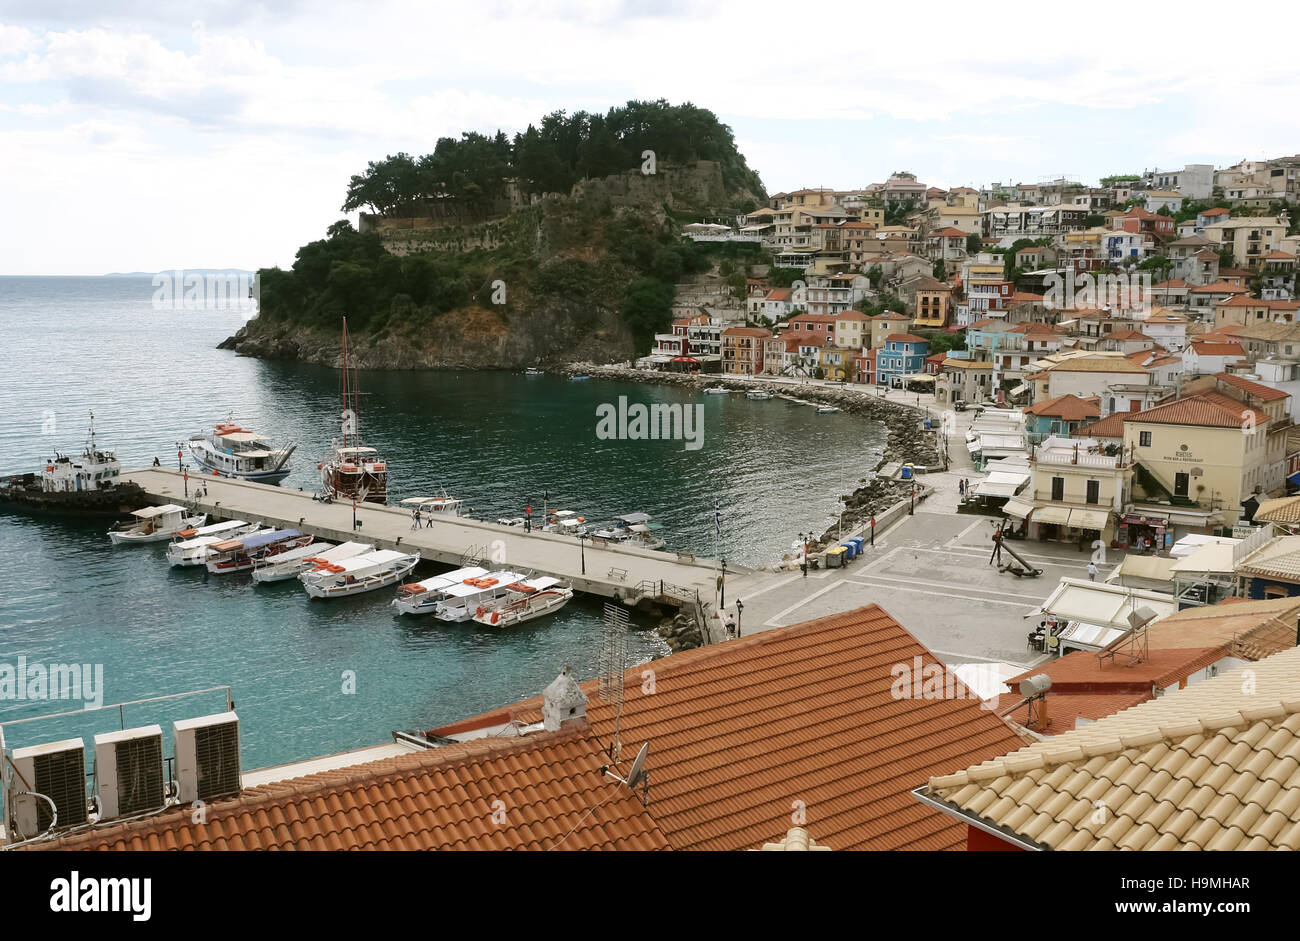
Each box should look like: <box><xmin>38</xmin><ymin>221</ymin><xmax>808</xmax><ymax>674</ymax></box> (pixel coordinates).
<box><xmin>799</xmin><ymin>532</ymin><xmax>809</xmax><ymax>577</ymax></box>
<box><xmin>735</xmin><ymin>599</ymin><xmax>744</xmax><ymax>638</ymax></box>
<box><xmin>720</xmin><ymin>559</ymin><xmax>727</xmax><ymax>609</ymax></box>
<box><xmin>578</xmin><ymin>533</ymin><xmax>587</xmax><ymax>575</ymax></box>
<box><xmin>910</xmin><ymin>484</ymin><xmax>916</xmax><ymax>515</ymax></box>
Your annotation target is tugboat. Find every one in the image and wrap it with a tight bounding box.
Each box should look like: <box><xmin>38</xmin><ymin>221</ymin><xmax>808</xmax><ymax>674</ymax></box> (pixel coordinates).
<box><xmin>0</xmin><ymin>411</ymin><xmax>146</xmax><ymax>516</ymax></box>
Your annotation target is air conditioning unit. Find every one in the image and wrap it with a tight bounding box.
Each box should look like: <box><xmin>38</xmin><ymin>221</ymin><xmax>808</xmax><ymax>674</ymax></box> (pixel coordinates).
<box><xmin>174</xmin><ymin>712</ymin><xmax>241</xmax><ymax>804</ymax></box>
<box><xmin>5</xmin><ymin>738</ymin><xmax>88</xmax><ymax>840</ymax></box>
<box><xmin>94</xmin><ymin>725</ymin><xmax>165</xmax><ymax>820</ymax></box>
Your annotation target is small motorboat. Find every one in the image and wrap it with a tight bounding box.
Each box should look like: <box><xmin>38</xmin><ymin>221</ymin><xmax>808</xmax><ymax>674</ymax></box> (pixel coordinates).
<box><xmin>392</xmin><ymin>565</ymin><xmax>490</xmax><ymax>616</ymax></box>
<box><xmin>166</xmin><ymin>520</ymin><xmax>259</xmax><ymax>566</ymax></box>
<box><xmin>205</xmin><ymin>529</ymin><xmax>313</xmax><ymax>574</ymax></box>
<box><xmin>816</xmin><ymin>405</ymin><xmax>841</xmax><ymax>414</ymax></box>
<box><xmin>590</xmin><ymin>512</ymin><xmax>666</xmax><ymax>550</ymax></box>
<box><xmin>108</xmin><ymin>504</ymin><xmax>207</xmax><ymax>545</ymax></box>
<box><xmin>300</xmin><ymin>548</ymin><xmax>420</xmax><ymax>599</ymax></box>
<box><xmin>746</xmin><ymin>390</ymin><xmax>772</xmax><ymax>400</ymax></box>
<box><xmin>568</xmin><ymin>375</ymin><xmax>591</xmax><ymax>382</ymax></box>
<box><xmin>525</xmin><ymin>367</ymin><xmax>544</xmax><ymax>376</ymax></box>
<box><xmin>431</xmin><ymin>570</ymin><xmax>527</xmax><ymax>622</ymax></box>
<box><xmin>252</xmin><ymin>540</ymin><xmax>372</xmax><ymax>584</ymax></box>
<box><xmin>471</xmin><ymin>576</ymin><xmax>574</xmax><ymax>628</ymax></box>
<box><xmin>704</xmin><ymin>387</ymin><xmax>730</xmax><ymax>395</ymax></box>
<box><xmin>399</xmin><ymin>493</ymin><xmax>463</xmax><ymax>520</ymax></box>
<box><xmin>542</xmin><ymin>510</ymin><xmax>588</xmax><ymax>536</ymax></box>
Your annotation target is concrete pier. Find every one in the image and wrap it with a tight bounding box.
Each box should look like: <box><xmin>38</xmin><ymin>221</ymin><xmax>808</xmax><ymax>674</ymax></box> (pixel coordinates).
<box><xmin>122</xmin><ymin>468</ymin><xmax>741</xmax><ymax>605</ymax></box>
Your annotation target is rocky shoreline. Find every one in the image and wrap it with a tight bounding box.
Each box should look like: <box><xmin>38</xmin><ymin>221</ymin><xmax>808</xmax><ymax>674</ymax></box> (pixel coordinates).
<box><xmin>562</xmin><ymin>362</ymin><xmax>943</xmax><ymax>562</ymax></box>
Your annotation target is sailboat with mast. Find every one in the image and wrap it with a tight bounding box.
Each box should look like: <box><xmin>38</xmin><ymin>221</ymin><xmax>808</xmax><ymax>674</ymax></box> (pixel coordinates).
<box><xmin>320</xmin><ymin>317</ymin><xmax>389</xmax><ymax>504</ymax></box>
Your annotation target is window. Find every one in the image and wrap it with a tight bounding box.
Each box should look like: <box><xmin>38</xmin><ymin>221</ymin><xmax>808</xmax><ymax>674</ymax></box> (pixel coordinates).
<box><xmin>1086</xmin><ymin>480</ymin><xmax>1100</xmax><ymax>505</ymax></box>
<box><xmin>1139</xmin><ymin>431</ymin><xmax>1152</xmax><ymax>447</ymax></box>
<box><xmin>1051</xmin><ymin>477</ymin><xmax>1065</xmax><ymax>502</ymax></box>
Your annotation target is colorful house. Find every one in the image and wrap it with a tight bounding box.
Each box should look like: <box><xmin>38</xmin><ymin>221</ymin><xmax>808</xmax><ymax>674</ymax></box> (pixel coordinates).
<box><xmin>1024</xmin><ymin>394</ymin><xmax>1100</xmax><ymax>440</ymax></box>
<box><xmin>877</xmin><ymin>334</ymin><xmax>929</xmax><ymax>387</ymax></box>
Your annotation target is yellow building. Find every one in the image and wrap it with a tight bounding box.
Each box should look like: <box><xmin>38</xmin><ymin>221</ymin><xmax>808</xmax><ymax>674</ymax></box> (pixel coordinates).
<box><xmin>818</xmin><ymin>345</ymin><xmax>851</xmax><ymax>380</ymax></box>
<box><xmin>1008</xmin><ymin>438</ymin><xmax>1132</xmax><ymax>543</ymax></box>
<box><xmin>913</xmin><ymin>278</ymin><xmax>954</xmax><ymax>329</ymax></box>
<box><xmin>1123</xmin><ymin>379</ymin><xmax>1291</xmax><ymax>529</ymax></box>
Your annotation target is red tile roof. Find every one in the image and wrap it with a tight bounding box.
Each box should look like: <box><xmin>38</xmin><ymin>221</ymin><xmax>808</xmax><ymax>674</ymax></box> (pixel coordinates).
<box><xmin>1075</xmin><ymin>412</ymin><xmax>1128</xmax><ymax>439</ymax></box>
<box><xmin>1005</xmin><ymin>647</ymin><xmax>1229</xmax><ymax>695</ymax></box>
<box><xmin>1215</xmin><ymin>371</ymin><xmax>1289</xmax><ymax>402</ymax></box>
<box><xmin>30</xmin><ymin>606</ymin><xmax>1029</xmax><ymax>853</ymax></box>
<box><xmin>1024</xmin><ymin>393</ymin><xmax>1101</xmax><ymax>421</ymax></box>
<box><xmin>1130</xmin><ymin>390</ymin><xmax>1266</xmax><ymax>429</ymax></box>
<box><xmin>991</xmin><ymin>690</ymin><xmax>1153</xmax><ymax>735</ymax></box>
<box><xmin>1188</xmin><ymin>342</ymin><xmax>1246</xmax><ymax>357</ymax></box>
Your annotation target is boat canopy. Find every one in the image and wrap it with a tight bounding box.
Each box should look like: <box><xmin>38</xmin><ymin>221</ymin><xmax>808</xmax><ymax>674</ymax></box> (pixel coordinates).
<box><xmin>404</xmin><ymin>565</ymin><xmax>489</xmax><ymax>593</ymax></box>
<box><xmin>312</xmin><ymin>541</ymin><xmax>372</xmax><ymax>562</ymax></box>
<box><xmin>617</xmin><ymin>512</ymin><xmax>652</xmax><ymax>525</ymax></box>
<box><xmin>512</xmin><ymin>576</ymin><xmax>560</xmax><ymax>592</ymax></box>
<box><xmin>227</xmin><ymin>528</ymin><xmax>297</xmax><ymax>551</ymax></box>
<box><xmin>133</xmin><ymin>503</ymin><xmax>186</xmax><ymax>519</ymax></box>
<box><xmin>238</xmin><ymin>449</ymin><xmax>272</xmax><ymax>459</ymax></box>
<box><xmin>337</xmin><ymin>447</ymin><xmax>377</xmax><ymax>456</ymax></box>
<box><xmin>333</xmin><ymin>549</ymin><xmax>409</xmax><ymax>573</ymax></box>
<box><xmin>216</xmin><ymin>431</ymin><xmax>264</xmax><ymax>443</ymax></box>
<box><xmin>186</xmin><ymin>519</ymin><xmax>248</xmax><ymax>537</ymax></box>
<box><xmin>400</xmin><ymin>496</ymin><xmax>459</xmax><ymax>507</ymax></box>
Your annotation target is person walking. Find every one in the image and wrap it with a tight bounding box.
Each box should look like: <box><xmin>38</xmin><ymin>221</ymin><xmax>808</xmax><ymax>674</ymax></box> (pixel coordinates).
<box><xmin>411</xmin><ymin>507</ymin><xmax>419</xmax><ymax>530</ymax></box>
<box><xmin>1087</xmin><ymin>561</ymin><xmax>1098</xmax><ymax>581</ymax></box>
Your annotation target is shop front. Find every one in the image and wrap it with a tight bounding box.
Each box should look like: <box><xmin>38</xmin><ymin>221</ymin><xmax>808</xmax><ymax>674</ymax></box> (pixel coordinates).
<box><xmin>1117</xmin><ymin>512</ymin><xmax>1171</xmax><ymax>553</ymax></box>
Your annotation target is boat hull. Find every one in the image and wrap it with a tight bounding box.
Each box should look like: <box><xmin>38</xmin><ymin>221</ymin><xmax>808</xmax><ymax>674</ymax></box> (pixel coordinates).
<box><xmin>205</xmin><ymin>535</ymin><xmax>313</xmax><ymax>574</ymax></box>
<box><xmin>192</xmin><ymin>459</ymin><xmax>291</xmax><ymax>485</ymax></box>
<box><xmin>109</xmin><ymin>514</ymin><xmax>206</xmax><ymax>545</ymax></box>
<box><xmin>471</xmin><ymin>589</ymin><xmax>574</xmax><ymax>627</ymax></box>
<box><xmin>0</xmin><ymin>481</ymin><xmax>147</xmax><ymax>518</ymax></box>
<box><xmin>303</xmin><ymin>558</ymin><xmax>418</xmax><ymax>599</ymax></box>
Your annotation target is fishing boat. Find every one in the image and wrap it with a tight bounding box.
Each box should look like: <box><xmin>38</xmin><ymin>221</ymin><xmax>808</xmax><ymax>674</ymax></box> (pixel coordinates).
<box><xmin>300</xmin><ymin>548</ymin><xmax>420</xmax><ymax>599</ymax></box>
<box><xmin>471</xmin><ymin>576</ymin><xmax>574</xmax><ymax>628</ymax></box>
<box><xmin>745</xmin><ymin>390</ymin><xmax>772</xmax><ymax>400</ymax></box>
<box><xmin>391</xmin><ymin>565</ymin><xmax>490</xmax><ymax>616</ymax></box>
<box><xmin>189</xmin><ymin>419</ymin><xmax>294</xmax><ymax>484</ymax></box>
<box><xmin>431</xmin><ymin>570</ymin><xmax>527</xmax><ymax>622</ymax></box>
<box><xmin>591</xmin><ymin>512</ymin><xmax>666</xmax><ymax>550</ymax></box>
<box><xmin>399</xmin><ymin>493</ymin><xmax>462</xmax><ymax>520</ymax></box>
<box><xmin>204</xmin><ymin>529</ymin><xmax>313</xmax><ymax>575</ymax></box>
<box><xmin>320</xmin><ymin>318</ymin><xmax>389</xmax><ymax>505</ymax></box>
<box><xmin>0</xmin><ymin>411</ymin><xmax>146</xmax><ymax>516</ymax></box>
<box><xmin>166</xmin><ymin>520</ymin><xmax>259</xmax><ymax>566</ymax></box>
<box><xmin>704</xmin><ymin>387</ymin><xmax>730</xmax><ymax>395</ymax></box>
<box><xmin>108</xmin><ymin>504</ymin><xmax>207</xmax><ymax>545</ymax></box>
<box><xmin>252</xmin><ymin>540</ymin><xmax>372</xmax><ymax>584</ymax></box>
<box><xmin>816</xmin><ymin>405</ymin><xmax>840</xmax><ymax>414</ymax></box>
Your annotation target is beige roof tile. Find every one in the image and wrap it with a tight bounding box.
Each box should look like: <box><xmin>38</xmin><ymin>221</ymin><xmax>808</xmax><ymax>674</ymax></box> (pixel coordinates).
<box><xmin>921</xmin><ymin>646</ymin><xmax>1300</xmax><ymax>850</ymax></box>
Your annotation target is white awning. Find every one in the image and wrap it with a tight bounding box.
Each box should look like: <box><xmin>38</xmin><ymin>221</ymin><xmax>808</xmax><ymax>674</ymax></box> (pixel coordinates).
<box><xmin>1067</xmin><ymin>508</ymin><xmax>1111</xmax><ymax>530</ymax></box>
<box><xmin>1032</xmin><ymin>577</ymin><xmax>1179</xmax><ymax>631</ymax></box>
<box><xmin>1003</xmin><ymin>496</ymin><xmax>1037</xmax><ymax>519</ymax></box>
<box><xmin>1034</xmin><ymin>505</ymin><xmax>1072</xmax><ymax>525</ymax></box>
<box><xmin>133</xmin><ymin>503</ymin><xmax>185</xmax><ymax>518</ymax></box>
<box><xmin>975</xmin><ymin>470</ymin><xmax>1030</xmax><ymax>498</ymax></box>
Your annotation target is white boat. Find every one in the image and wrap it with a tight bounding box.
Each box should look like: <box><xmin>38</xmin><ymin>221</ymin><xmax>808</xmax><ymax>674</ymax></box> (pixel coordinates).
<box><xmin>189</xmin><ymin>419</ymin><xmax>294</xmax><ymax>484</ymax></box>
<box><xmin>816</xmin><ymin>405</ymin><xmax>840</xmax><ymax>414</ymax></box>
<box><xmin>704</xmin><ymin>387</ymin><xmax>730</xmax><ymax>395</ymax></box>
<box><xmin>320</xmin><ymin>318</ymin><xmax>390</xmax><ymax>505</ymax></box>
<box><xmin>108</xmin><ymin>504</ymin><xmax>206</xmax><ymax>545</ymax></box>
<box><xmin>399</xmin><ymin>493</ymin><xmax>463</xmax><ymax>521</ymax></box>
<box><xmin>300</xmin><ymin>548</ymin><xmax>420</xmax><ymax>599</ymax></box>
<box><xmin>471</xmin><ymin>576</ymin><xmax>574</xmax><ymax>628</ymax></box>
<box><xmin>542</xmin><ymin>510</ymin><xmax>589</xmax><ymax>536</ymax></box>
<box><xmin>252</xmin><ymin>540</ymin><xmax>373</xmax><ymax>584</ymax></box>
<box><xmin>392</xmin><ymin>565</ymin><xmax>490</xmax><ymax>616</ymax></box>
<box><xmin>166</xmin><ymin>520</ymin><xmax>259</xmax><ymax>566</ymax></box>
<box><xmin>591</xmin><ymin>512</ymin><xmax>666</xmax><ymax>550</ymax></box>
<box><xmin>525</xmin><ymin>368</ymin><xmax>544</xmax><ymax>375</ymax></box>
<box><xmin>431</xmin><ymin>570</ymin><xmax>527</xmax><ymax>622</ymax></box>
<box><xmin>746</xmin><ymin>391</ymin><xmax>772</xmax><ymax>400</ymax></box>
<box><xmin>205</xmin><ymin>529</ymin><xmax>313</xmax><ymax>575</ymax></box>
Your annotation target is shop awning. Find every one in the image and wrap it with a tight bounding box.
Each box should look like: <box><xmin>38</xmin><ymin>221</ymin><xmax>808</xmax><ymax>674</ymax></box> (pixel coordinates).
<box><xmin>1002</xmin><ymin>496</ymin><xmax>1037</xmax><ymax>519</ymax></box>
<box><xmin>1067</xmin><ymin>508</ymin><xmax>1110</xmax><ymax>530</ymax></box>
<box><xmin>975</xmin><ymin>470</ymin><xmax>1030</xmax><ymax>498</ymax></box>
<box><xmin>1030</xmin><ymin>577</ymin><xmax>1179</xmax><ymax>631</ymax></box>
<box><xmin>1034</xmin><ymin>505</ymin><xmax>1072</xmax><ymax>525</ymax></box>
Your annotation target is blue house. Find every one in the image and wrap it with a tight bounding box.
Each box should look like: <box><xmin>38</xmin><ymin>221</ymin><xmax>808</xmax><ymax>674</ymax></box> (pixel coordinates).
<box><xmin>877</xmin><ymin>334</ymin><xmax>929</xmax><ymax>387</ymax></box>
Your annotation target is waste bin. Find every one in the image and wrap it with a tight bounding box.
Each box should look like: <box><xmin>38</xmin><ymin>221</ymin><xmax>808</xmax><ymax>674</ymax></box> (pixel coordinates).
<box><xmin>849</xmin><ymin>536</ymin><xmax>865</xmax><ymax>554</ymax></box>
<box><xmin>823</xmin><ymin>546</ymin><xmax>846</xmax><ymax>569</ymax></box>
<box><xmin>840</xmin><ymin>541</ymin><xmax>856</xmax><ymax>560</ymax></box>
<box><xmin>923</xmin><ymin>418</ymin><xmax>932</xmax><ymax>430</ymax></box>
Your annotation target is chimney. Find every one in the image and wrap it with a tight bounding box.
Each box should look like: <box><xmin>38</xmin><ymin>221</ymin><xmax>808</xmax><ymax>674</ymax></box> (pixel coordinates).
<box><xmin>541</xmin><ymin>665</ymin><xmax>589</xmax><ymax>732</ymax></box>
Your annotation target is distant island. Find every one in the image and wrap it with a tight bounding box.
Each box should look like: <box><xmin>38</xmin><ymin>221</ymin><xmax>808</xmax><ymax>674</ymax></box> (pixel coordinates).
<box><xmin>105</xmin><ymin>269</ymin><xmax>256</xmax><ymax>277</ymax></box>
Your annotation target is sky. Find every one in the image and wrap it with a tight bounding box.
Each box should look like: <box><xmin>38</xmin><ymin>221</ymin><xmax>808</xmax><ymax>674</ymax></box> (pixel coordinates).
<box><xmin>2</xmin><ymin>0</ymin><xmax>1298</xmax><ymax>275</ymax></box>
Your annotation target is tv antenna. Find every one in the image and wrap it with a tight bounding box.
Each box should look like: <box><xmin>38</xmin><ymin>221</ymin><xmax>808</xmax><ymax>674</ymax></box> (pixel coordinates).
<box><xmin>598</xmin><ymin>603</ymin><xmax>629</xmax><ymax>763</ymax></box>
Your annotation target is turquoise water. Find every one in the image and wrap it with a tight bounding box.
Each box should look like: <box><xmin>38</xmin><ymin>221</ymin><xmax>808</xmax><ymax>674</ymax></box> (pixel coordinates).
<box><xmin>0</xmin><ymin>276</ymin><xmax>885</xmax><ymax>772</ymax></box>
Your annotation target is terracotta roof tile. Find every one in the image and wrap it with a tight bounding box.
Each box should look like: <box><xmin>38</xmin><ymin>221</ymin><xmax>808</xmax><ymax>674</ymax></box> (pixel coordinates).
<box><xmin>1024</xmin><ymin>394</ymin><xmax>1101</xmax><ymax>421</ymax></box>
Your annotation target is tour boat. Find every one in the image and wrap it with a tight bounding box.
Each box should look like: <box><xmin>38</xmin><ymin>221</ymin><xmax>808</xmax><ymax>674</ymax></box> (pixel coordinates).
<box><xmin>704</xmin><ymin>387</ymin><xmax>730</xmax><ymax>395</ymax></box>
<box><xmin>189</xmin><ymin>419</ymin><xmax>294</xmax><ymax>484</ymax></box>
<box><xmin>299</xmin><ymin>548</ymin><xmax>420</xmax><ymax>599</ymax></box>
<box><xmin>108</xmin><ymin>504</ymin><xmax>207</xmax><ymax>545</ymax></box>
<box><xmin>399</xmin><ymin>493</ymin><xmax>462</xmax><ymax>520</ymax></box>
<box><xmin>1</xmin><ymin>411</ymin><xmax>146</xmax><ymax>516</ymax></box>
<box><xmin>431</xmin><ymin>570</ymin><xmax>527</xmax><ymax>622</ymax></box>
<box><xmin>204</xmin><ymin>529</ymin><xmax>313</xmax><ymax>575</ymax></box>
<box><xmin>745</xmin><ymin>391</ymin><xmax>772</xmax><ymax>400</ymax></box>
<box><xmin>252</xmin><ymin>540</ymin><xmax>372</xmax><ymax>584</ymax></box>
<box><xmin>320</xmin><ymin>319</ymin><xmax>389</xmax><ymax>505</ymax></box>
<box><xmin>471</xmin><ymin>576</ymin><xmax>574</xmax><ymax>628</ymax></box>
<box><xmin>166</xmin><ymin>520</ymin><xmax>259</xmax><ymax>566</ymax></box>
<box><xmin>391</xmin><ymin>565</ymin><xmax>490</xmax><ymax>616</ymax></box>
<box><xmin>591</xmin><ymin>512</ymin><xmax>666</xmax><ymax>550</ymax></box>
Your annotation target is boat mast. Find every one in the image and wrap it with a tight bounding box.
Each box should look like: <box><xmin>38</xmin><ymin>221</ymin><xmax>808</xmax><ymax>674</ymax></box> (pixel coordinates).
<box><xmin>341</xmin><ymin>317</ymin><xmax>351</xmax><ymax>451</ymax></box>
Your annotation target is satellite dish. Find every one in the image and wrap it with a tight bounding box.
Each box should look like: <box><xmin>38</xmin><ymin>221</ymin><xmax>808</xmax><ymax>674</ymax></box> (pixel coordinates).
<box><xmin>626</xmin><ymin>742</ymin><xmax>649</xmax><ymax>790</ymax></box>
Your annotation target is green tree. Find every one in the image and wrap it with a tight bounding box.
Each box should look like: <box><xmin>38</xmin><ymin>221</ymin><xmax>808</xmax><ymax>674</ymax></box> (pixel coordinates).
<box><xmin>965</xmin><ymin>233</ymin><xmax>982</xmax><ymax>253</ymax></box>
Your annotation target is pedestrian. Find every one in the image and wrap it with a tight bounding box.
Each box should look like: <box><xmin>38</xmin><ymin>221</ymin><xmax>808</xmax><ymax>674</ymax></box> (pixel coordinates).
<box><xmin>958</xmin><ymin>479</ymin><xmax>965</xmax><ymax>497</ymax></box>
<box><xmin>411</xmin><ymin>507</ymin><xmax>419</xmax><ymax>530</ymax></box>
<box><xmin>1087</xmin><ymin>561</ymin><xmax>1098</xmax><ymax>581</ymax></box>
<box><xmin>152</xmin><ymin>456</ymin><xmax>161</xmax><ymax>467</ymax></box>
